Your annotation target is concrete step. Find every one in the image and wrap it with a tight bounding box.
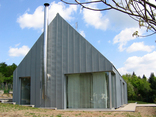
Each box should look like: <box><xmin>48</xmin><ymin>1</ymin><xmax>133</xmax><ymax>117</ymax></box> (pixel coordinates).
<box><xmin>1</xmin><ymin>101</ymin><xmax>16</xmax><ymax>105</ymax></box>
<box><xmin>0</xmin><ymin>98</ymin><xmax>12</xmax><ymax>102</ymax></box>
<box><xmin>22</xmin><ymin>105</ymin><xmax>35</xmax><ymax>107</ymax></box>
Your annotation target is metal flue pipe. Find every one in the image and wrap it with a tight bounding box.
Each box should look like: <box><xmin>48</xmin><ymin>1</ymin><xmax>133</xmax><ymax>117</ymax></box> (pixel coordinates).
<box><xmin>43</xmin><ymin>3</ymin><xmax>49</xmax><ymax>98</ymax></box>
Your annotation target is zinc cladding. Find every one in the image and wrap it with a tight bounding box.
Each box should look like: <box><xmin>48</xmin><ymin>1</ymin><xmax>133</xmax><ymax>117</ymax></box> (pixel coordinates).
<box><xmin>46</xmin><ymin>13</ymin><xmax>113</xmax><ymax>108</ymax></box>
<box><xmin>13</xmin><ymin>13</ymin><xmax>115</xmax><ymax>109</ymax></box>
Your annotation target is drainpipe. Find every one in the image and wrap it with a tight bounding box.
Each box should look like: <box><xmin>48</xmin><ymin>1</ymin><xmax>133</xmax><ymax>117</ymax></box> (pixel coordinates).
<box><xmin>44</xmin><ymin>3</ymin><xmax>49</xmax><ymax>99</ymax></box>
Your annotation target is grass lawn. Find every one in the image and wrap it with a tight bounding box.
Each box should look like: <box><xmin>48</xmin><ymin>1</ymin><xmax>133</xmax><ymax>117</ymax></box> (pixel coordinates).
<box><xmin>0</xmin><ymin>103</ymin><xmax>156</xmax><ymax>117</ymax></box>
<box><xmin>128</xmin><ymin>100</ymin><xmax>155</xmax><ymax>104</ymax></box>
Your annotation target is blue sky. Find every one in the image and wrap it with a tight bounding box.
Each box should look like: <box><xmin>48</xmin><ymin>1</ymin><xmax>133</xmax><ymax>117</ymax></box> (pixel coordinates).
<box><xmin>0</xmin><ymin>0</ymin><xmax>156</xmax><ymax>78</ymax></box>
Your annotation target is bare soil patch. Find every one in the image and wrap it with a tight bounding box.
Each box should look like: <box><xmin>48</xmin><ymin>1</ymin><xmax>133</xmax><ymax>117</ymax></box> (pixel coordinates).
<box><xmin>0</xmin><ymin>103</ymin><xmax>155</xmax><ymax>117</ymax></box>
<box><xmin>136</xmin><ymin>107</ymin><xmax>156</xmax><ymax>117</ymax></box>
<box><xmin>0</xmin><ymin>94</ymin><xmax>13</xmax><ymax>99</ymax></box>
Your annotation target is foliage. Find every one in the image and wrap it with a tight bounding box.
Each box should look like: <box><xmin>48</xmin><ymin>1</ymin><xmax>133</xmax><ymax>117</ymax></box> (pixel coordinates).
<box><xmin>61</xmin><ymin>0</ymin><xmax>156</xmax><ymax>37</ymax></box>
<box><xmin>0</xmin><ymin>73</ymin><xmax>4</xmax><ymax>83</ymax></box>
<box><xmin>122</xmin><ymin>74</ymin><xmax>135</xmax><ymax>100</ymax></box>
<box><xmin>0</xmin><ymin>62</ymin><xmax>17</xmax><ymax>84</ymax></box>
<box><xmin>123</xmin><ymin>72</ymin><xmax>152</xmax><ymax>102</ymax></box>
<box><xmin>148</xmin><ymin>73</ymin><xmax>156</xmax><ymax>103</ymax></box>
<box><xmin>128</xmin><ymin>100</ymin><xmax>154</xmax><ymax>104</ymax></box>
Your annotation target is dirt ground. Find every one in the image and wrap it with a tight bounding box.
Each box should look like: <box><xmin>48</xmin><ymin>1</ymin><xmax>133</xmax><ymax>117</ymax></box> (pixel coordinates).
<box><xmin>0</xmin><ymin>94</ymin><xmax>13</xmax><ymax>99</ymax></box>
<box><xmin>0</xmin><ymin>94</ymin><xmax>155</xmax><ymax>117</ymax></box>
<box><xmin>0</xmin><ymin>103</ymin><xmax>155</xmax><ymax>117</ymax></box>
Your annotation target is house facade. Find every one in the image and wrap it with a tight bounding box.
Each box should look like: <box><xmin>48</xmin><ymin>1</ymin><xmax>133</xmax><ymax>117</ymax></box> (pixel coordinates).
<box><xmin>13</xmin><ymin>13</ymin><xmax>127</xmax><ymax>109</ymax></box>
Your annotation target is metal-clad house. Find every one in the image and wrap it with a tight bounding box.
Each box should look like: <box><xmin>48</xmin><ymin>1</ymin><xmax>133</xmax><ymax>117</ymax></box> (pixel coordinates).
<box><xmin>13</xmin><ymin>13</ymin><xmax>127</xmax><ymax>109</ymax></box>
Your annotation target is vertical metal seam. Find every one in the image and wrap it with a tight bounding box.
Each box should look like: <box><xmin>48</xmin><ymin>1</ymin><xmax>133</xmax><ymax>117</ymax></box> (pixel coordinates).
<box><xmin>109</xmin><ymin>72</ymin><xmax>112</xmax><ymax>109</ymax></box>
<box><xmin>91</xmin><ymin>44</ymin><xmax>92</xmax><ymax>72</ymax></box>
<box><xmin>73</xmin><ymin>30</ymin><xmax>75</xmax><ymax>73</ymax></box>
<box><xmin>16</xmin><ymin>68</ymin><xmax>17</xmax><ymax>103</ymax></box>
<box><xmin>30</xmin><ymin>46</ymin><xmax>32</xmax><ymax>105</ymax></box>
<box><xmin>35</xmin><ymin>40</ymin><xmax>37</xmax><ymax>106</ymax></box>
<box><xmin>91</xmin><ymin>44</ymin><xmax>92</xmax><ymax>71</ymax></box>
<box><xmin>56</xmin><ymin>14</ymin><xmax>58</xmax><ymax>108</ymax></box>
<box><xmin>67</xmin><ymin>23</ymin><xmax>69</xmax><ymax>73</ymax></box>
<box><xmin>61</xmin><ymin>17</ymin><xmax>64</xmax><ymax>109</ymax></box>
<box><xmin>99</xmin><ymin>52</ymin><xmax>100</xmax><ymax>71</ymax></box>
<box><xmin>79</xmin><ymin>34</ymin><xmax>81</xmax><ymax>72</ymax></box>
<box><xmin>85</xmin><ymin>38</ymin><xmax>87</xmax><ymax>72</ymax></box>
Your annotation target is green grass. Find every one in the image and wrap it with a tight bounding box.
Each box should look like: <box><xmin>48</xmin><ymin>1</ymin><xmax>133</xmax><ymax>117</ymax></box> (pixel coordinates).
<box><xmin>128</xmin><ymin>100</ymin><xmax>154</xmax><ymax>104</ymax></box>
<box><xmin>0</xmin><ymin>103</ymin><xmax>156</xmax><ymax>117</ymax></box>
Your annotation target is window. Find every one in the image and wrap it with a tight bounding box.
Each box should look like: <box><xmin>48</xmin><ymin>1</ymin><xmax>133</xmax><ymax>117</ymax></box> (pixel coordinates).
<box><xmin>66</xmin><ymin>72</ymin><xmax>109</xmax><ymax>108</ymax></box>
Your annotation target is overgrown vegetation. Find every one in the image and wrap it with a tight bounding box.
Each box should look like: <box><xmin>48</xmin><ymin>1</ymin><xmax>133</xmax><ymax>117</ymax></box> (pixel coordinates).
<box><xmin>0</xmin><ymin>62</ymin><xmax>17</xmax><ymax>84</ymax></box>
<box><xmin>123</xmin><ymin>72</ymin><xmax>156</xmax><ymax>103</ymax></box>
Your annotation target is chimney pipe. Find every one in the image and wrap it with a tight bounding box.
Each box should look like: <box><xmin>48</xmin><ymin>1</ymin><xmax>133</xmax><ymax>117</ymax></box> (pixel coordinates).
<box><xmin>43</xmin><ymin>3</ymin><xmax>49</xmax><ymax>99</ymax></box>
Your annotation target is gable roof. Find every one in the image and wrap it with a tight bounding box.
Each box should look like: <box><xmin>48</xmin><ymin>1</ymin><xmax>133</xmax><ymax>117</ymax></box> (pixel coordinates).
<box><xmin>47</xmin><ymin>13</ymin><xmax>113</xmax><ymax>75</ymax></box>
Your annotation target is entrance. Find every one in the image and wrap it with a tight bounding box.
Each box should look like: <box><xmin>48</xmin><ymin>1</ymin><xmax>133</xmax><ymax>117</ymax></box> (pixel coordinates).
<box><xmin>20</xmin><ymin>77</ymin><xmax>30</xmax><ymax>105</ymax></box>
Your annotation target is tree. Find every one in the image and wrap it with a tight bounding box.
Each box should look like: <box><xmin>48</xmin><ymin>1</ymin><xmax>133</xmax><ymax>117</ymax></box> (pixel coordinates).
<box><xmin>123</xmin><ymin>73</ymin><xmax>151</xmax><ymax>101</ymax></box>
<box><xmin>0</xmin><ymin>62</ymin><xmax>17</xmax><ymax>84</ymax></box>
<box><xmin>132</xmin><ymin>71</ymin><xmax>136</xmax><ymax>76</ymax></box>
<box><xmin>148</xmin><ymin>73</ymin><xmax>156</xmax><ymax>102</ymax></box>
<box><xmin>0</xmin><ymin>73</ymin><xmax>4</xmax><ymax>83</ymax></box>
<box><xmin>122</xmin><ymin>74</ymin><xmax>135</xmax><ymax>100</ymax></box>
<box><xmin>148</xmin><ymin>72</ymin><xmax>156</xmax><ymax>89</ymax></box>
<box><xmin>61</xmin><ymin>0</ymin><xmax>156</xmax><ymax>37</ymax></box>
<box><xmin>3</xmin><ymin>75</ymin><xmax>13</xmax><ymax>84</ymax></box>
<box><xmin>142</xmin><ymin>74</ymin><xmax>147</xmax><ymax>80</ymax></box>
<box><xmin>0</xmin><ymin>62</ymin><xmax>7</xmax><ymax>77</ymax></box>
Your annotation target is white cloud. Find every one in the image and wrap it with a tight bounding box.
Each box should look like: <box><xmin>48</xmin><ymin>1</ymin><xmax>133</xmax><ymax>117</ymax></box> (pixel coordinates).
<box><xmin>113</xmin><ymin>28</ymin><xmax>145</xmax><ymax>51</ymax></box>
<box><xmin>118</xmin><ymin>51</ymin><xmax>156</xmax><ymax>78</ymax></box>
<box><xmin>98</xmin><ymin>40</ymin><xmax>101</xmax><ymax>44</ymax></box>
<box><xmin>17</xmin><ymin>6</ymin><xmax>44</xmax><ymax>29</ymax></box>
<box><xmin>107</xmin><ymin>10</ymin><xmax>138</xmax><ymax>30</ymax></box>
<box><xmin>15</xmin><ymin>43</ymin><xmax>21</xmax><ymax>47</ymax></box>
<box><xmin>9</xmin><ymin>45</ymin><xmax>30</xmax><ymax>57</ymax></box>
<box><xmin>17</xmin><ymin>1</ymin><xmax>77</xmax><ymax>29</ymax></box>
<box><xmin>127</xmin><ymin>42</ymin><xmax>155</xmax><ymax>53</ymax></box>
<box><xmin>79</xmin><ymin>30</ymin><xmax>86</xmax><ymax>37</ymax></box>
<box><xmin>82</xmin><ymin>4</ymin><xmax>109</xmax><ymax>31</ymax></box>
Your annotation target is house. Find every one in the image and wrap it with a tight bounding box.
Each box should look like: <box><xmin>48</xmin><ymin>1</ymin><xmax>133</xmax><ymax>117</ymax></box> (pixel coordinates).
<box><xmin>13</xmin><ymin>5</ymin><xmax>127</xmax><ymax>109</ymax></box>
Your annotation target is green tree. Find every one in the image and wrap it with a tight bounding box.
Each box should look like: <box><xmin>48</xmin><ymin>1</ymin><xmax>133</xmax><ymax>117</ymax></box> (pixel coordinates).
<box><xmin>148</xmin><ymin>73</ymin><xmax>156</xmax><ymax>102</ymax></box>
<box><xmin>0</xmin><ymin>62</ymin><xmax>7</xmax><ymax>77</ymax></box>
<box><xmin>148</xmin><ymin>73</ymin><xmax>156</xmax><ymax>89</ymax></box>
<box><xmin>123</xmin><ymin>73</ymin><xmax>151</xmax><ymax>102</ymax></box>
<box><xmin>0</xmin><ymin>62</ymin><xmax>17</xmax><ymax>84</ymax></box>
<box><xmin>3</xmin><ymin>75</ymin><xmax>13</xmax><ymax>84</ymax></box>
<box><xmin>5</xmin><ymin>63</ymin><xmax>17</xmax><ymax>77</ymax></box>
<box><xmin>123</xmin><ymin>74</ymin><xmax>135</xmax><ymax>100</ymax></box>
<box><xmin>132</xmin><ymin>72</ymin><xmax>136</xmax><ymax>77</ymax></box>
<box><xmin>0</xmin><ymin>73</ymin><xmax>4</xmax><ymax>83</ymax></box>
<box><xmin>142</xmin><ymin>74</ymin><xmax>147</xmax><ymax>81</ymax></box>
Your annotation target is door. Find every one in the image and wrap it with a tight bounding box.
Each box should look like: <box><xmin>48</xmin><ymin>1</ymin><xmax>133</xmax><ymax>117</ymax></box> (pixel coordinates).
<box><xmin>20</xmin><ymin>77</ymin><xmax>30</xmax><ymax>105</ymax></box>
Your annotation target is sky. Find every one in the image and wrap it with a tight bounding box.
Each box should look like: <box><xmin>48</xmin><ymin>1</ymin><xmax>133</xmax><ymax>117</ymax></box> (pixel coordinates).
<box><xmin>0</xmin><ymin>0</ymin><xmax>156</xmax><ymax>78</ymax></box>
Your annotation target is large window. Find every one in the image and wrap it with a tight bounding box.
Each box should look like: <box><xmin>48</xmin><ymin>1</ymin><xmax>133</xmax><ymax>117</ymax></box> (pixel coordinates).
<box><xmin>66</xmin><ymin>72</ymin><xmax>109</xmax><ymax>108</ymax></box>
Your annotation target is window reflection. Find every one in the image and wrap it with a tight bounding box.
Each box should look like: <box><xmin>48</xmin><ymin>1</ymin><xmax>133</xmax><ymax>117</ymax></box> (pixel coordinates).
<box><xmin>20</xmin><ymin>78</ymin><xmax>30</xmax><ymax>105</ymax></box>
<box><xmin>66</xmin><ymin>72</ymin><xmax>109</xmax><ymax>108</ymax></box>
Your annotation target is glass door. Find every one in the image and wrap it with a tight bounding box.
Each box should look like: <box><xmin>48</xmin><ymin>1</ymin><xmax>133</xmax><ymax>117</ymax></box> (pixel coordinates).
<box><xmin>20</xmin><ymin>77</ymin><xmax>30</xmax><ymax>105</ymax></box>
